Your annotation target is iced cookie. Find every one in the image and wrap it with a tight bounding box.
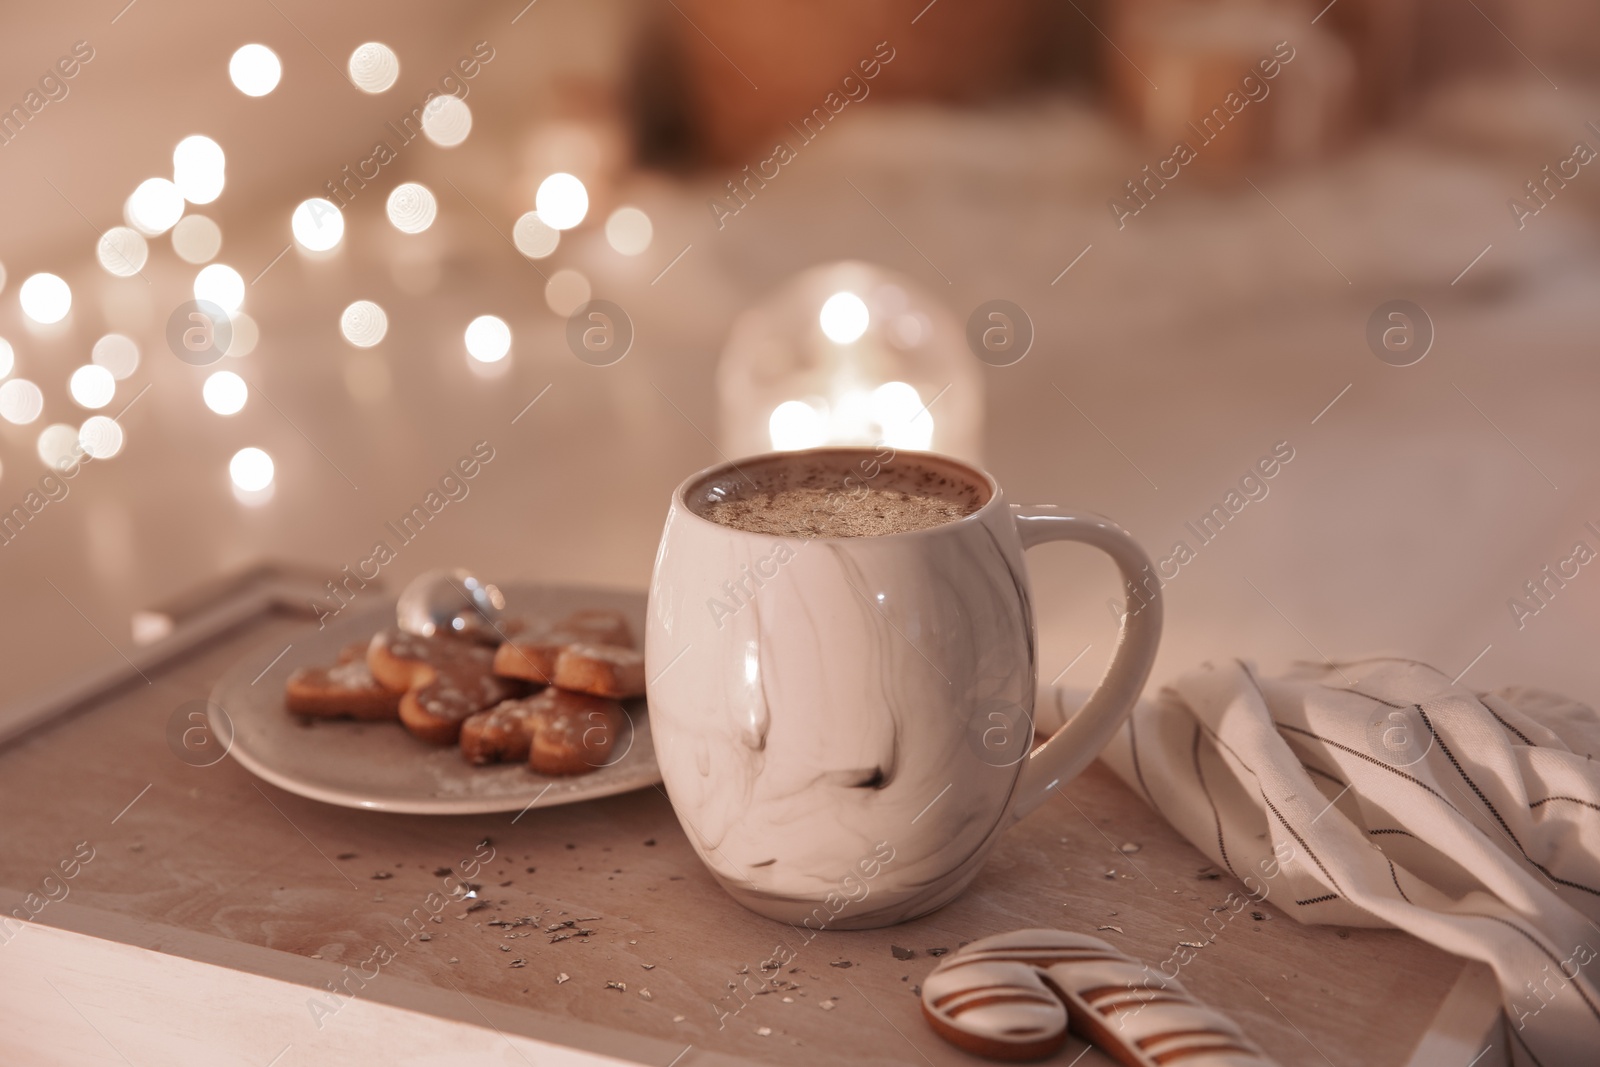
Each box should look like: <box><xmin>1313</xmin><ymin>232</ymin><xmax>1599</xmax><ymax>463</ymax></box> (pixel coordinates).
<box><xmin>285</xmin><ymin>642</ymin><xmax>403</xmax><ymax>720</ymax></box>
<box><xmin>920</xmin><ymin>929</ymin><xmax>1274</xmax><ymax>1065</ymax></box>
<box><xmin>368</xmin><ymin>628</ymin><xmax>526</xmax><ymax>746</ymax></box>
<box><xmin>460</xmin><ymin>689</ymin><xmax>626</xmax><ymax>775</ymax></box>
<box><xmin>530</xmin><ymin>692</ymin><xmax>626</xmax><ymax>776</ymax></box>
<box><xmin>553</xmin><ymin>608</ymin><xmax>632</xmax><ymax>647</ymax></box>
<box><xmin>493</xmin><ymin>609</ymin><xmax>634</xmax><ymax>685</ymax></box>
<box><xmin>459</xmin><ymin>697</ymin><xmax>542</xmax><ymax>766</ymax></box>
<box><xmin>552</xmin><ymin>643</ymin><xmax>645</xmax><ymax>699</ymax></box>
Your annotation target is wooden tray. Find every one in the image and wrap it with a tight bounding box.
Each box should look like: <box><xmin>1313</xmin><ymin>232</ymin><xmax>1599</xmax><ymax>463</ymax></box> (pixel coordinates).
<box><xmin>0</xmin><ymin>601</ymin><xmax>1484</xmax><ymax>1066</ymax></box>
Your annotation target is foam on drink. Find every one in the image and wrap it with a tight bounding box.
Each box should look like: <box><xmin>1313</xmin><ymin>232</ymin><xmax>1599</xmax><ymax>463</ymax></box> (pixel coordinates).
<box><xmin>688</xmin><ymin>449</ymin><xmax>986</xmax><ymax>538</ymax></box>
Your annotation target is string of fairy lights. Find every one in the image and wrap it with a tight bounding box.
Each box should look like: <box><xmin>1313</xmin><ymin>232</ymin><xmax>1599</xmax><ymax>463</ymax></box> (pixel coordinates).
<box><xmin>0</xmin><ymin>39</ymin><xmax>655</xmax><ymax>504</ymax></box>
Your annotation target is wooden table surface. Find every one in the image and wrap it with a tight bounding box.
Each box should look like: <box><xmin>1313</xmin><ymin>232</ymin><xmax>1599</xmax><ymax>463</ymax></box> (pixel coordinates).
<box><xmin>0</xmin><ymin>605</ymin><xmax>1467</xmax><ymax>1066</ymax></box>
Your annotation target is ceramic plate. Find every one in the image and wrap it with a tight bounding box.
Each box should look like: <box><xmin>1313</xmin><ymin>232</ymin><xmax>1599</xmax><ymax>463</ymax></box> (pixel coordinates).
<box><xmin>210</xmin><ymin>583</ymin><xmax>659</xmax><ymax>814</ymax></box>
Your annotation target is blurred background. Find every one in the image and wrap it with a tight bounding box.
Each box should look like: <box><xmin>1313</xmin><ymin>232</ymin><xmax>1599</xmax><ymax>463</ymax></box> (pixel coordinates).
<box><xmin>2</xmin><ymin>0</ymin><xmax>1598</xmax><ymax>715</ymax></box>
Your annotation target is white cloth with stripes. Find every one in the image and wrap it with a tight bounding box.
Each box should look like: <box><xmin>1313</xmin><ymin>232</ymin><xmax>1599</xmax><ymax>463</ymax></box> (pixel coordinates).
<box><xmin>1098</xmin><ymin>657</ymin><xmax>1600</xmax><ymax>1066</ymax></box>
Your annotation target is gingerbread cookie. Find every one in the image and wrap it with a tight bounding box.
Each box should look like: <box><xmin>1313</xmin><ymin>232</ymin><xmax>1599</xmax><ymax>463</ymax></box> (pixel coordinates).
<box><xmin>285</xmin><ymin>642</ymin><xmax>403</xmax><ymax>720</ymax></box>
<box><xmin>552</xmin><ymin>643</ymin><xmax>645</xmax><ymax>699</ymax></box>
<box><xmin>460</xmin><ymin>691</ymin><xmax>549</xmax><ymax>765</ymax></box>
<box><xmin>530</xmin><ymin>692</ymin><xmax>626</xmax><ymax>775</ymax></box>
<box><xmin>554</xmin><ymin>608</ymin><xmax>632</xmax><ymax>647</ymax></box>
<box><xmin>460</xmin><ymin>689</ymin><xmax>627</xmax><ymax>775</ymax></box>
<box><xmin>493</xmin><ymin>608</ymin><xmax>634</xmax><ymax>685</ymax></box>
<box><xmin>920</xmin><ymin>929</ymin><xmax>1275</xmax><ymax>1066</ymax></box>
<box><xmin>367</xmin><ymin>628</ymin><xmax>526</xmax><ymax>746</ymax></box>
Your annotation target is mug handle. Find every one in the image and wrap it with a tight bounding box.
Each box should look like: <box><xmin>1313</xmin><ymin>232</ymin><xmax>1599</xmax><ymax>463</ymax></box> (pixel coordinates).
<box><xmin>1007</xmin><ymin>504</ymin><xmax>1163</xmax><ymax>821</ymax></box>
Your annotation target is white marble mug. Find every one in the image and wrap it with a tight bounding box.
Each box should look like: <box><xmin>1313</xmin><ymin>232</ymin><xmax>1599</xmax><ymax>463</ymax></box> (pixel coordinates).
<box><xmin>646</xmin><ymin>447</ymin><xmax>1162</xmax><ymax>929</ymax></box>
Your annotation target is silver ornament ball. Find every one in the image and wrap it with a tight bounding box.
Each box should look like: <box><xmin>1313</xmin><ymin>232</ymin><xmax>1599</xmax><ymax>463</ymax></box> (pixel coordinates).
<box><xmin>396</xmin><ymin>568</ymin><xmax>506</xmax><ymax>639</ymax></box>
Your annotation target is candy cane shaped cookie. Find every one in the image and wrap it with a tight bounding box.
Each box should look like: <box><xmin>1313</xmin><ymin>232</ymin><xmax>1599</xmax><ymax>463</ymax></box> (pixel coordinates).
<box><xmin>920</xmin><ymin>929</ymin><xmax>1276</xmax><ymax>1065</ymax></box>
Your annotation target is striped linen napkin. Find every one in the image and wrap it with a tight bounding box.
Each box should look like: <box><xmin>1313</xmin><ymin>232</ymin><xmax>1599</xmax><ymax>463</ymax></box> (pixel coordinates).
<box><xmin>1096</xmin><ymin>657</ymin><xmax>1600</xmax><ymax>1066</ymax></box>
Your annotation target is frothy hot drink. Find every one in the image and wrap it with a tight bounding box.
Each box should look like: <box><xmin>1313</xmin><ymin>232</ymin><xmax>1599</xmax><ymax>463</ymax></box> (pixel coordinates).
<box><xmin>689</xmin><ymin>450</ymin><xmax>987</xmax><ymax>538</ymax></box>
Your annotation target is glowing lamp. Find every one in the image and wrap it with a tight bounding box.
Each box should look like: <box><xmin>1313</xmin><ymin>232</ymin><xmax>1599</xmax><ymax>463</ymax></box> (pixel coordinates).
<box><xmin>716</xmin><ymin>262</ymin><xmax>982</xmax><ymax>461</ymax></box>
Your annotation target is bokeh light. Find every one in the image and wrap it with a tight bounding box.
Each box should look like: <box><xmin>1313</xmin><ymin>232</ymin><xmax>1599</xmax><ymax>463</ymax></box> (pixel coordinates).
<box><xmin>420</xmin><ymin>95</ymin><xmax>471</xmax><ymax>147</ymax></box>
<box><xmin>385</xmin><ymin>183</ymin><xmax>436</xmax><ymax>234</ymax></box>
<box><xmin>832</xmin><ymin>390</ymin><xmax>873</xmax><ymax>440</ymax></box>
<box><xmin>871</xmin><ymin>381</ymin><xmax>923</xmax><ymax>425</ymax></box>
<box><xmin>230</xmin><ymin>447</ymin><xmax>274</xmax><ymax>491</ymax></box>
<box><xmin>464</xmin><ymin>315</ymin><xmax>511</xmax><ymax>363</ymax></box>
<box><xmin>535</xmin><ymin>173</ymin><xmax>588</xmax><ymax>230</ymax></box>
<box><xmin>544</xmin><ymin>269</ymin><xmax>591</xmax><ymax>316</ymax></box>
<box><xmin>69</xmin><ymin>364</ymin><xmax>116</xmax><ymax>409</ymax></box>
<box><xmin>37</xmin><ymin>424</ymin><xmax>81</xmax><ymax>470</ymax></box>
<box><xmin>194</xmin><ymin>263</ymin><xmax>245</xmax><ymax>312</ymax></box>
<box><xmin>173</xmin><ymin>135</ymin><xmax>225</xmax><ymax>204</ymax></box>
<box><xmin>229</xmin><ymin>45</ymin><xmax>281</xmax><ymax>97</ymax></box>
<box><xmin>348</xmin><ymin>42</ymin><xmax>399</xmax><ymax>93</ymax></box>
<box><xmin>769</xmin><ymin>399</ymin><xmax>827</xmax><ymax>451</ymax></box>
<box><xmin>872</xmin><ymin>381</ymin><xmax>933</xmax><ymax>449</ymax></box>
<box><xmin>512</xmin><ymin>211</ymin><xmax>559</xmax><ymax>259</ymax></box>
<box><xmin>126</xmin><ymin>178</ymin><xmax>184</xmax><ymax>235</ymax></box>
<box><xmin>202</xmin><ymin>370</ymin><xmax>248</xmax><ymax>415</ymax></box>
<box><xmin>889</xmin><ymin>311</ymin><xmax>927</xmax><ymax>348</ymax></box>
<box><xmin>291</xmin><ymin>198</ymin><xmax>344</xmax><ymax>251</ymax></box>
<box><xmin>0</xmin><ymin>378</ymin><xmax>43</xmax><ymax>424</ymax></box>
<box><xmin>0</xmin><ymin>338</ymin><xmax>13</xmax><ymax>379</ymax></box>
<box><xmin>225</xmin><ymin>312</ymin><xmax>258</xmax><ymax>358</ymax></box>
<box><xmin>20</xmin><ymin>273</ymin><xmax>71</xmax><ymax>325</ymax></box>
<box><xmin>819</xmin><ymin>291</ymin><xmax>870</xmax><ymax>344</ymax></box>
<box><xmin>79</xmin><ymin>416</ymin><xmax>124</xmax><ymax>460</ymax></box>
<box><xmin>92</xmin><ymin>334</ymin><xmax>140</xmax><ymax>380</ymax></box>
<box><xmin>605</xmin><ymin>207</ymin><xmax>653</xmax><ymax>255</ymax></box>
<box><xmin>172</xmin><ymin>215</ymin><xmax>223</xmax><ymax>263</ymax></box>
<box><xmin>97</xmin><ymin>227</ymin><xmax>149</xmax><ymax>277</ymax></box>
<box><xmin>339</xmin><ymin>301</ymin><xmax>388</xmax><ymax>347</ymax></box>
